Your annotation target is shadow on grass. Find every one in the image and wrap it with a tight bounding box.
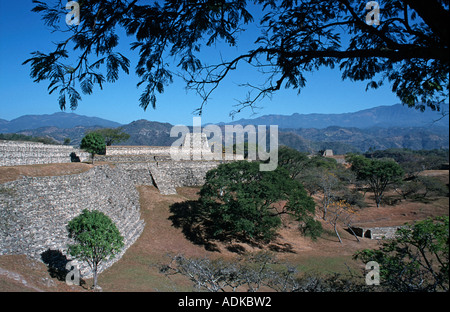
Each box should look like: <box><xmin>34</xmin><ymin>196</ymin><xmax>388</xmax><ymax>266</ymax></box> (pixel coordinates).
<box><xmin>168</xmin><ymin>200</ymin><xmax>220</xmax><ymax>252</ymax></box>
<box><xmin>41</xmin><ymin>249</ymin><xmax>70</xmax><ymax>281</ymax></box>
<box><xmin>40</xmin><ymin>249</ymin><xmax>86</xmax><ymax>287</ymax></box>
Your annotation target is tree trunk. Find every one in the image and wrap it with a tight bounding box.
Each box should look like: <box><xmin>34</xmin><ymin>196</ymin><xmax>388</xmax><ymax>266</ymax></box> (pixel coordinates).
<box><xmin>375</xmin><ymin>192</ymin><xmax>382</xmax><ymax>207</ymax></box>
<box><xmin>347</xmin><ymin>225</ymin><xmax>360</xmax><ymax>242</ymax></box>
<box><xmin>375</xmin><ymin>196</ymin><xmax>381</xmax><ymax>207</ymax></box>
<box><xmin>322</xmin><ymin>205</ymin><xmax>327</xmax><ymax>221</ymax></box>
<box><xmin>334</xmin><ymin>224</ymin><xmax>342</xmax><ymax>244</ymax></box>
<box><xmin>93</xmin><ymin>262</ymin><xmax>98</xmax><ymax>289</ymax></box>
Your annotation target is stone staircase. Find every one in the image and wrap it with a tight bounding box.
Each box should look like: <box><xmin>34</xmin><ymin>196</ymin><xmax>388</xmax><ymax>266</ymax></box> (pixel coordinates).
<box><xmin>147</xmin><ymin>163</ymin><xmax>177</xmax><ymax>195</ymax></box>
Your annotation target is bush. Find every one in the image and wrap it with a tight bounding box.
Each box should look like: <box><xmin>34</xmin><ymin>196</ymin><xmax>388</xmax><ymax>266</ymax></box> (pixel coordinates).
<box><xmin>418</xmin><ymin>176</ymin><xmax>449</xmax><ymax>198</ymax></box>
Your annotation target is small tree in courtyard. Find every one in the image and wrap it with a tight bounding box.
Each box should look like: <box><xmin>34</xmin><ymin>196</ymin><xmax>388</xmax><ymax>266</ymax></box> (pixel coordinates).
<box><xmin>80</xmin><ymin>132</ymin><xmax>105</xmax><ymax>164</ymax></box>
<box><xmin>67</xmin><ymin>209</ymin><xmax>124</xmax><ymax>290</ymax></box>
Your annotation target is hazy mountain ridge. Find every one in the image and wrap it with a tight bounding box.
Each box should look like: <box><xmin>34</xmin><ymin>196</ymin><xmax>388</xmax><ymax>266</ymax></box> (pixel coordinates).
<box><xmin>119</xmin><ymin>119</ymin><xmax>175</xmax><ymax>146</ymax></box>
<box><xmin>1</xmin><ymin>104</ymin><xmax>448</xmax><ymax>153</ymax></box>
<box><xmin>0</xmin><ymin>112</ymin><xmax>122</xmax><ymax>133</ymax></box>
<box><xmin>280</xmin><ymin>126</ymin><xmax>449</xmax><ymax>153</ymax></box>
<box><xmin>226</xmin><ymin>104</ymin><xmax>449</xmax><ymax>129</ymax></box>
<box><xmin>11</xmin><ymin>123</ymin><xmax>448</xmax><ymax>154</ymax></box>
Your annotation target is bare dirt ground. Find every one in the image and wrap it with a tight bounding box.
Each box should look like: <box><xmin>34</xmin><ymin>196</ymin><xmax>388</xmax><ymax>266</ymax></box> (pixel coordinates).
<box><xmin>0</xmin><ymin>164</ymin><xmax>448</xmax><ymax>292</ymax></box>
<box><xmin>0</xmin><ymin>163</ymin><xmax>94</xmax><ymax>184</ymax></box>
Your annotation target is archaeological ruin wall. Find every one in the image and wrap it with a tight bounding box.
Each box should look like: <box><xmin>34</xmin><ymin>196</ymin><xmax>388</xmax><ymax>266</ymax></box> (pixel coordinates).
<box><xmin>0</xmin><ymin>140</ymin><xmax>90</xmax><ymax>167</ymax></box>
<box><xmin>115</xmin><ymin>160</ymin><xmax>228</xmax><ymax>195</ymax></box>
<box><xmin>0</xmin><ymin>165</ymin><xmax>145</xmax><ymax>279</ymax></box>
<box><xmin>349</xmin><ymin>225</ymin><xmax>405</xmax><ymax>239</ymax></box>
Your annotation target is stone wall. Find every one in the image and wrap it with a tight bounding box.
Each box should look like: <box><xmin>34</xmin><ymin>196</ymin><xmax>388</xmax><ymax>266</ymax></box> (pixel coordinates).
<box><xmin>0</xmin><ymin>165</ymin><xmax>145</xmax><ymax>278</ymax></box>
<box><xmin>106</xmin><ymin>146</ymin><xmax>171</xmax><ymax>156</ymax></box>
<box><xmin>156</xmin><ymin>160</ymin><xmax>224</xmax><ymax>188</ymax></box>
<box><xmin>0</xmin><ymin>140</ymin><xmax>90</xmax><ymax>167</ymax></box>
<box><xmin>349</xmin><ymin>225</ymin><xmax>405</xmax><ymax>239</ymax></box>
<box><xmin>114</xmin><ymin>160</ymin><xmax>228</xmax><ymax>195</ymax></box>
<box><xmin>105</xmin><ymin>133</ymin><xmax>245</xmax><ymax>162</ymax></box>
<box><xmin>103</xmin><ymin>134</ymin><xmax>242</xmax><ymax>196</ymax></box>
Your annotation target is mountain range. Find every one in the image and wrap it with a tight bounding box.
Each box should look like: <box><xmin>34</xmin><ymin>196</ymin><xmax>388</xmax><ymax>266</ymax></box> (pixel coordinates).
<box><xmin>0</xmin><ymin>112</ymin><xmax>121</xmax><ymax>133</ymax></box>
<box><xmin>1</xmin><ymin>104</ymin><xmax>448</xmax><ymax>153</ymax></box>
<box><xmin>225</xmin><ymin>104</ymin><xmax>449</xmax><ymax>129</ymax></box>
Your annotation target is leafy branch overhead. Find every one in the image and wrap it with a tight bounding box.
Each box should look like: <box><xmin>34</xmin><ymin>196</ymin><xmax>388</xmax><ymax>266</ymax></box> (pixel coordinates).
<box><xmin>25</xmin><ymin>0</ymin><xmax>449</xmax><ymax>116</ymax></box>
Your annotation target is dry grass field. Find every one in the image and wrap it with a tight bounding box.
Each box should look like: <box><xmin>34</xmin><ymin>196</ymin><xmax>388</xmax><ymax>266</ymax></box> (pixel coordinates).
<box><xmin>0</xmin><ymin>163</ymin><xmax>448</xmax><ymax>292</ymax></box>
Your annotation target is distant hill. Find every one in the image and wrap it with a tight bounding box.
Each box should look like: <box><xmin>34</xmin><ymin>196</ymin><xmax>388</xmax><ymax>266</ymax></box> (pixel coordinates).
<box><xmin>119</xmin><ymin>119</ymin><xmax>175</xmax><ymax>146</ymax></box>
<box><xmin>0</xmin><ymin>112</ymin><xmax>122</xmax><ymax>133</ymax></box>
<box><xmin>13</xmin><ymin>123</ymin><xmax>449</xmax><ymax>154</ymax></box>
<box><xmin>226</xmin><ymin>104</ymin><xmax>449</xmax><ymax>129</ymax></box>
<box><xmin>16</xmin><ymin>125</ymin><xmax>106</xmax><ymax>146</ymax></box>
<box><xmin>2</xmin><ymin>104</ymin><xmax>448</xmax><ymax>153</ymax></box>
<box><xmin>14</xmin><ymin>119</ymin><xmax>176</xmax><ymax>147</ymax></box>
<box><xmin>280</xmin><ymin>126</ymin><xmax>449</xmax><ymax>154</ymax></box>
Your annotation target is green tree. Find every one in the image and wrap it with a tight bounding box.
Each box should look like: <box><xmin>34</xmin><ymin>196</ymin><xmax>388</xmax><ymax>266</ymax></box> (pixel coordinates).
<box><xmin>80</xmin><ymin>132</ymin><xmax>106</xmax><ymax>164</ymax></box>
<box><xmin>278</xmin><ymin>147</ymin><xmax>360</xmax><ymax>219</ymax></box>
<box><xmin>25</xmin><ymin>1</ymin><xmax>448</xmax><ymax>115</ymax></box>
<box><xmin>199</xmin><ymin>161</ymin><xmax>321</xmax><ymax>242</ymax></box>
<box><xmin>91</xmin><ymin>127</ymin><xmax>130</xmax><ymax>146</ymax></box>
<box><xmin>67</xmin><ymin>209</ymin><xmax>124</xmax><ymax>289</ymax></box>
<box><xmin>277</xmin><ymin>146</ymin><xmax>310</xmax><ymax>179</ymax></box>
<box><xmin>354</xmin><ymin>216</ymin><xmax>449</xmax><ymax>292</ymax></box>
<box><xmin>417</xmin><ymin>175</ymin><xmax>449</xmax><ymax>198</ymax></box>
<box><xmin>347</xmin><ymin>154</ymin><xmax>404</xmax><ymax>207</ymax></box>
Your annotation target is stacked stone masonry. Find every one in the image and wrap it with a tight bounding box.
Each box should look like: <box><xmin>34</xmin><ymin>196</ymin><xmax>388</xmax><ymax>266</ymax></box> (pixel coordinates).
<box><xmin>0</xmin><ymin>140</ymin><xmax>90</xmax><ymax>166</ymax></box>
<box><xmin>349</xmin><ymin>225</ymin><xmax>405</xmax><ymax>239</ymax></box>
<box><xmin>0</xmin><ymin>165</ymin><xmax>145</xmax><ymax>278</ymax></box>
<box><xmin>115</xmin><ymin>160</ymin><xmax>228</xmax><ymax>195</ymax></box>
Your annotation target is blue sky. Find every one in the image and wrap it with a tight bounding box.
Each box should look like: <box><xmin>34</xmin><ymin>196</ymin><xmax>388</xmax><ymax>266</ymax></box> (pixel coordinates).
<box><xmin>0</xmin><ymin>1</ymin><xmax>402</xmax><ymax>126</ymax></box>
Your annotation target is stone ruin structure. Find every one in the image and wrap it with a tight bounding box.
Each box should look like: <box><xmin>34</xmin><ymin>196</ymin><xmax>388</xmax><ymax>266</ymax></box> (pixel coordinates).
<box><xmin>322</xmin><ymin>149</ymin><xmax>334</xmax><ymax>157</ymax></box>
<box><xmin>0</xmin><ymin>140</ymin><xmax>91</xmax><ymax>166</ymax></box>
<box><xmin>349</xmin><ymin>225</ymin><xmax>405</xmax><ymax>240</ymax></box>
<box><xmin>0</xmin><ymin>135</ymin><xmax>239</xmax><ymax>279</ymax></box>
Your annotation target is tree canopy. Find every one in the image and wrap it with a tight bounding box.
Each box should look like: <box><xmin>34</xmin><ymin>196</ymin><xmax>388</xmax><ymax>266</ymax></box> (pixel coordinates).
<box><xmin>80</xmin><ymin>132</ymin><xmax>106</xmax><ymax>163</ymax></box>
<box><xmin>67</xmin><ymin>209</ymin><xmax>124</xmax><ymax>289</ymax></box>
<box><xmin>90</xmin><ymin>127</ymin><xmax>130</xmax><ymax>146</ymax></box>
<box><xmin>347</xmin><ymin>154</ymin><xmax>404</xmax><ymax>207</ymax></box>
<box><xmin>198</xmin><ymin>160</ymin><xmax>321</xmax><ymax>242</ymax></box>
<box><xmin>25</xmin><ymin>0</ymin><xmax>449</xmax><ymax>116</ymax></box>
